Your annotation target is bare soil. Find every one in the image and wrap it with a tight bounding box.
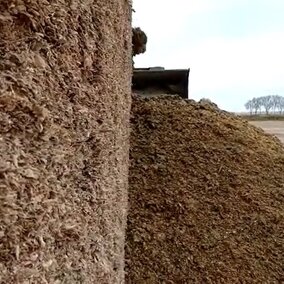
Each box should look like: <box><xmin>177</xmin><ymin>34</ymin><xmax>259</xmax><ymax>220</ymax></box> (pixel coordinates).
<box><xmin>250</xmin><ymin>121</ymin><xmax>284</xmax><ymax>143</ymax></box>
<box><xmin>126</xmin><ymin>95</ymin><xmax>284</xmax><ymax>283</ymax></box>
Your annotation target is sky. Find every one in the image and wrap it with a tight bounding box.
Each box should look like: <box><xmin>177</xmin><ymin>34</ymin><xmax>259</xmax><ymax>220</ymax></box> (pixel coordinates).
<box><xmin>132</xmin><ymin>0</ymin><xmax>284</xmax><ymax>112</ymax></box>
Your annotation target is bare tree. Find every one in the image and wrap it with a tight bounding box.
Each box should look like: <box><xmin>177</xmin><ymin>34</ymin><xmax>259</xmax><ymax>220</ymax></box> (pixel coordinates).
<box><xmin>278</xmin><ymin>96</ymin><xmax>284</xmax><ymax>114</ymax></box>
<box><xmin>245</xmin><ymin>100</ymin><xmax>253</xmax><ymax>115</ymax></box>
<box><xmin>245</xmin><ymin>95</ymin><xmax>284</xmax><ymax>115</ymax></box>
<box><xmin>252</xmin><ymin>97</ymin><xmax>261</xmax><ymax>114</ymax></box>
<box><xmin>271</xmin><ymin>95</ymin><xmax>280</xmax><ymax>114</ymax></box>
<box><xmin>260</xmin><ymin>95</ymin><xmax>273</xmax><ymax>115</ymax></box>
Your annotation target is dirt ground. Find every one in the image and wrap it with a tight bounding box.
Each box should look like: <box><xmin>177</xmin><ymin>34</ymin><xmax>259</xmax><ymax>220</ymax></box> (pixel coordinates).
<box><xmin>250</xmin><ymin>121</ymin><xmax>284</xmax><ymax>143</ymax></box>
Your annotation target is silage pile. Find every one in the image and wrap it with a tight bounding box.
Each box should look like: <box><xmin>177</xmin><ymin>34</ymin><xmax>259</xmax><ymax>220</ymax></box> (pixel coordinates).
<box><xmin>0</xmin><ymin>1</ymin><xmax>132</xmax><ymax>283</ymax></box>
<box><xmin>126</xmin><ymin>95</ymin><xmax>284</xmax><ymax>283</ymax></box>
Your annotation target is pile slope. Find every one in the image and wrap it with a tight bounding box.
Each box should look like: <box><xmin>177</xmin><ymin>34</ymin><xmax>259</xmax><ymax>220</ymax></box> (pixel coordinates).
<box><xmin>0</xmin><ymin>1</ymin><xmax>131</xmax><ymax>283</ymax></box>
<box><xmin>126</xmin><ymin>95</ymin><xmax>284</xmax><ymax>283</ymax></box>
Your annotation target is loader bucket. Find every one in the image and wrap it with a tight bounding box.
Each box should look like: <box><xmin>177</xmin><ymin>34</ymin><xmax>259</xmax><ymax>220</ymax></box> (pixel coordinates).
<box><xmin>132</xmin><ymin>68</ymin><xmax>190</xmax><ymax>99</ymax></box>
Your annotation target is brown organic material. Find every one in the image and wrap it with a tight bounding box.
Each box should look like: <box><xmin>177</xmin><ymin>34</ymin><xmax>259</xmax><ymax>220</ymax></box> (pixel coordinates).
<box><xmin>126</xmin><ymin>95</ymin><xmax>284</xmax><ymax>283</ymax></box>
<box><xmin>132</xmin><ymin>27</ymin><xmax>147</xmax><ymax>56</ymax></box>
<box><xmin>0</xmin><ymin>1</ymin><xmax>132</xmax><ymax>283</ymax></box>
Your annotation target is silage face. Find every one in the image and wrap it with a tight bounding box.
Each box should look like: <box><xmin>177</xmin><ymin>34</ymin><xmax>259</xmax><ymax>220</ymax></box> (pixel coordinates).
<box><xmin>0</xmin><ymin>1</ymin><xmax>132</xmax><ymax>283</ymax></box>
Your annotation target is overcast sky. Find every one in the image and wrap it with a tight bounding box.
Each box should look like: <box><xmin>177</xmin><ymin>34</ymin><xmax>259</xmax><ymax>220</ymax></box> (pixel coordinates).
<box><xmin>132</xmin><ymin>0</ymin><xmax>284</xmax><ymax>112</ymax></box>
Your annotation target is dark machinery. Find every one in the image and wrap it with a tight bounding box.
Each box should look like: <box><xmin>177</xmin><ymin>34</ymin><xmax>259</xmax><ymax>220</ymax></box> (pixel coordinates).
<box><xmin>132</xmin><ymin>67</ymin><xmax>190</xmax><ymax>99</ymax></box>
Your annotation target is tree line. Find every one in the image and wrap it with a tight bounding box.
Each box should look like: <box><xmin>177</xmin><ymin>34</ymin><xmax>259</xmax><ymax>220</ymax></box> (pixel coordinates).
<box><xmin>245</xmin><ymin>95</ymin><xmax>284</xmax><ymax>115</ymax></box>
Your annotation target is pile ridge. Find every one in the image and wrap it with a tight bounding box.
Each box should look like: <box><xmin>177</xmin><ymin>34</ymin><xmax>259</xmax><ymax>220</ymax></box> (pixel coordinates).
<box><xmin>126</xmin><ymin>95</ymin><xmax>284</xmax><ymax>283</ymax></box>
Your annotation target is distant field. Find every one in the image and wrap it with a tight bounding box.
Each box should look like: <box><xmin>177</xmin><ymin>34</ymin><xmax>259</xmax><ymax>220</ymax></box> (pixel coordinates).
<box><xmin>239</xmin><ymin>114</ymin><xmax>284</xmax><ymax>121</ymax></box>
<box><xmin>249</xmin><ymin>121</ymin><xmax>284</xmax><ymax>143</ymax></box>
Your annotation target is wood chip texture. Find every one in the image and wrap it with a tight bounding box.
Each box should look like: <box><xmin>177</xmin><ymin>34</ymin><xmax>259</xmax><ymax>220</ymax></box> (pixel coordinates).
<box><xmin>126</xmin><ymin>94</ymin><xmax>284</xmax><ymax>283</ymax></box>
<box><xmin>0</xmin><ymin>1</ymin><xmax>132</xmax><ymax>283</ymax></box>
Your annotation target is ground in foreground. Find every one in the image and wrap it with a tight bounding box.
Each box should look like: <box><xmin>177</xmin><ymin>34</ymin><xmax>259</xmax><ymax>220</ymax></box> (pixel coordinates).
<box><xmin>249</xmin><ymin>120</ymin><xmax>284</xmax><ymax>143</ymax></box>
